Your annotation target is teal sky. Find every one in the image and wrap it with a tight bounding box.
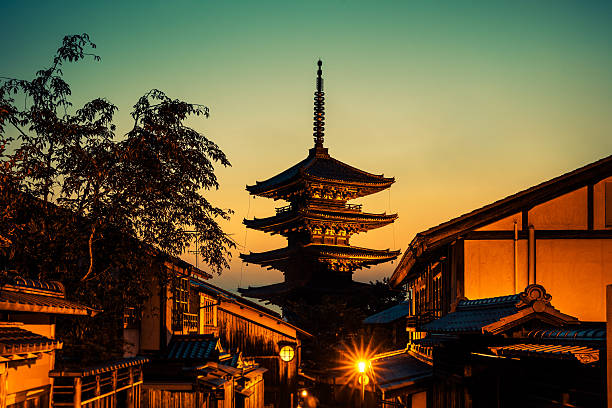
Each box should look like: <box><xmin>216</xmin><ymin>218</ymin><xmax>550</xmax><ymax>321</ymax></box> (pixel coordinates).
<box><xmin>3</xmin><ymin>0</ymin><xmax>612</xmax><ymax>293</ymax></box>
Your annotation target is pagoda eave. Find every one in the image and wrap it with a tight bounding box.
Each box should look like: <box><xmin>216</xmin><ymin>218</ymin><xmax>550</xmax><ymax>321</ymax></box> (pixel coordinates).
<box><xmin>246</xmin><ymin>177</ymin><xmax>395</xmax><ymax>200</ymax></box>
<box><xmin>243</xmin><ymin>211</ymin><xmax>398</xmax><ymax>234</ymax></box>
<box><xmin>240</xmin><ymin>245</ymin><xmax>400</xmax><ymax>267</ymax></box>
<box><xmin>238</xmin><ymin>281</ymin><xmax>306</xmax><ymax>300</ymax></box>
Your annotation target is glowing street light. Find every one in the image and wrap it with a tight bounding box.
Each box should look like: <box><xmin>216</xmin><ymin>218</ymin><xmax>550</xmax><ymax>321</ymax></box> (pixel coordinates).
<box><xmin>356</xmin><ymin>359</ymin><xmax>369</xmax><ymax>407</ymax></box>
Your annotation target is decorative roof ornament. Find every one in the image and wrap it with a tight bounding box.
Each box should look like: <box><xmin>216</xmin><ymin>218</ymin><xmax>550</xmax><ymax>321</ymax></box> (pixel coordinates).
<box><xmin>313</xmin><ymin>60</ymin><xmax>325</xmax><ymax>149</ymax></box>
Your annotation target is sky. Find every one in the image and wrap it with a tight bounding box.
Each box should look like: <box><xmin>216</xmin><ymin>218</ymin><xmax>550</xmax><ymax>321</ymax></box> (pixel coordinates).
<box><xmin>2</xmin><ymin>0</ymin><xmax>612</xmax><ymax>294</ymax></box>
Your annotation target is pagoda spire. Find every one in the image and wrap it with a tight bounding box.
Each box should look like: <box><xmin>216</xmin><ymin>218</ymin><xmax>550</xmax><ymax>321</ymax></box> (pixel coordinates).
<box><xmin>313</xmin><ymin>60</ymin><xmax>325</xmax><ymax>149</ymax></box>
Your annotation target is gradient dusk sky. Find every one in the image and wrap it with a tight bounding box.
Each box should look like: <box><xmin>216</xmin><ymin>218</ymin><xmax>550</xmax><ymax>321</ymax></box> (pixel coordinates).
<box><xmin>3</xmin><ymin>1</ymin><xmax>612</xmax><ymax>294</ymax></box>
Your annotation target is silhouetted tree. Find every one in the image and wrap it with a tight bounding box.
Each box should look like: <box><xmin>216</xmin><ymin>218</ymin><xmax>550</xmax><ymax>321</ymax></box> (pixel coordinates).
<box><xmin>0</xmin><ymin>34</ymin><xmax>234</xmax><ymax>362</ymax></box>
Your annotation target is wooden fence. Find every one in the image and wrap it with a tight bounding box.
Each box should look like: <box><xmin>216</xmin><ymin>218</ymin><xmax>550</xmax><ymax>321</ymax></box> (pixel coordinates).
<box><xmin>50</xmin><ymin>358</ymin><xmax>149</xmax><ymax>408</ymax></box>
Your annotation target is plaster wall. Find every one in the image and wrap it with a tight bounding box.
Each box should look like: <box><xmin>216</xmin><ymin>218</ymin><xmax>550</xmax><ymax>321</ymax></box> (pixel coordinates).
<box><xmin>593</xmin><ymin>176</ymin><xmax>612</xmax><ymax>230</ymax></box>
<box><xmin>123</xmin><ymin>328</ymin><xmax>140</xmax><ymax>357</ymax></box>
<box><xmin>18</xmin><ymin>314</ymin><xmax>54</xmax><ymax>338</ymax></box>
<box><xmin>6</xmin><ymin>353</ymin><xmax>52</xmax><ymax>398</ymax></box>
<box><xmin>411</xmin><ymin>391</ymin><xmax>427</xmax><ymax>408</ymax></box>
<box><xmin>475</xmin><ymin>213</ymin><xmax>522</xmax><ymax>231</ymax></box>
<box><xmin>140</xmin><ymin>273</ymin><xmax>161</xmax><ymax>351</ymax></box>
<box><xmin>535</xmin><ymin>239</ymin><xmax>612</xmax><ymax>322</ymax></box>
<box><xmin>465</xmin><ymin>238</ymin><xmax>612</xmax><ymax>321</ymax></box>
<box><xmin>464</xmin><ymin>240</ymin><xmax>528</xmax><ymax>300</ymax></box>
<box><xmin>528</xmin><ymin>187</ymin><xmax>587</xmax><ymax>230</ymax></box>
<box><xmin>164</xmin><ymin>284</ymin><xmax>172</xmax><ymax>345</ymax></box>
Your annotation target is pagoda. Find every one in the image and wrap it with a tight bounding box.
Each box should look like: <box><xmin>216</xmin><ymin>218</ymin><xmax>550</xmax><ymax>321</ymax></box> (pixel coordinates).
<box><xmin>239</xmin><ymin>60</ymin><xmax>399</xmax><ymax>304</ymax></box>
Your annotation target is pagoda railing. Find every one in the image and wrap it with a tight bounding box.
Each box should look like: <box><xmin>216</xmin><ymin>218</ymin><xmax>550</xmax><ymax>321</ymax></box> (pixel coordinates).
<box><xmin>275</xmin><ymin>202</ymin><xmax>362</xmax><ymax>214</ymax></box>
<box><xmin>275</xmin><ymin>204</ymin><xmax>293</xmax><ymax>214</ymax></box>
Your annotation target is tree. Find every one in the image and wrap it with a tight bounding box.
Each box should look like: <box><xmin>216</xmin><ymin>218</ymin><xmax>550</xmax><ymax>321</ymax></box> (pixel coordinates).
<box><xmin>0</xmin><ymin>34</ymin><xmax>235</xmax><ymax>361</ymax></box>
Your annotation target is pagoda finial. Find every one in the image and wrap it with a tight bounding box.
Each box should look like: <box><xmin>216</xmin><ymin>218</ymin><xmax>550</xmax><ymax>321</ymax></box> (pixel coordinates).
<box><xmin>313</xmin><ymin>59</ymin><xmax>325</xmax><ymax>149</ymax></box>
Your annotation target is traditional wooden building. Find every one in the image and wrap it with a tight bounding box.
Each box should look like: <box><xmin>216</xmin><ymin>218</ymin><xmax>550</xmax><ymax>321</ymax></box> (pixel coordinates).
<box><xmin>0</xmin><ymin>275</ymin><xmax>97</xmax><ymax>408</ymax></box>
<box><xmin>365</xmin><ymin>285</ymin><xmax>606</xmax><ymax>407</ymax></box>
<box><xmin>239</xmin><ymin>60</ymin><xmax>399</xmax><ymax>306</ymax></box>
<box><xmin>419</xmin><ymin>285</ymin><xmax>605</xmax><ymax>407</ymax></box>
<box><xmin>143</xmin><ymin>335</ymin><xmax>266</xmax><ymax>408</ymax></box>
<box><xmin>189</xmin><ymin>279</ymin><xmax>311</xmax><ymax>408</ymax></box>
<box><xmin>131</xmin><ymin>259</ymin><xmax>310</xmax><ymax>408</ymax></box>
<box><xmin>389</xmin><ymin>154</ymin><xmax>612</xmax><ymax>324</ymax></box>
<box><xmin>366</xmin><ymin>155</ymin><xmax>612</xmax><ymax>407</ymax></box>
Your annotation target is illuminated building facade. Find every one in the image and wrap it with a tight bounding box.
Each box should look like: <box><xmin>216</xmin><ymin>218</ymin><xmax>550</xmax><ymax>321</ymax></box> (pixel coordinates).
<box><xmin>367</xmin><ymin>155</ymin><xmax>612</xmax><ymax>407</ymax></box>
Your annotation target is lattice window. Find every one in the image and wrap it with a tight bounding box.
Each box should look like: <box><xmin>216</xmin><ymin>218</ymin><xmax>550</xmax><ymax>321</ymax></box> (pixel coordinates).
<box><xmin>433</xmin><ymin>273</ymin><xmax>442</xmax><ymax>317</ymax></box>
<box><xmin>201</xmin><ymin>294</ymin><xmax>216</xmax><ymax>327</ymax></box>
<box><xmin>172</xmin><ymin>277</ymin><xmax>190</xmax><ymax>332</ymax></box>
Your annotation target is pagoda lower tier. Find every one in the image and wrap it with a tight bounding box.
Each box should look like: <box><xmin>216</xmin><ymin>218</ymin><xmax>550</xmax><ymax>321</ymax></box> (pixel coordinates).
<box><xmin>238</xmin><ymin>279</ymin><xmax>373</xmax><ymax>303</ymax></box>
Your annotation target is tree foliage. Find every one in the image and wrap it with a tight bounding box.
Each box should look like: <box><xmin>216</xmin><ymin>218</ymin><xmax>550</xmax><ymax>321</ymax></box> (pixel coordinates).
<box><xmin>0</xmin><ymin>34</ymin><xmax>234</xmax><ymax>362</ymax></box>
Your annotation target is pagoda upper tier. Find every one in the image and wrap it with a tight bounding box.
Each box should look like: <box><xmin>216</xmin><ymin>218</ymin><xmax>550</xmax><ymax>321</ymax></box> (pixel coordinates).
<box><xmin>244</xmin><ymin>202</ymin><xmax>397</xmax><ymax>237</ymax></box>
<box><xmin>246</xmin><ymin>146</ymin><xmax>395</xmax><ymax>201</ymax></box>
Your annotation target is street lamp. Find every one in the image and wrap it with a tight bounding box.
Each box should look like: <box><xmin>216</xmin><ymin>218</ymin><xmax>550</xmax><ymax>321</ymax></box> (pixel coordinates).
<box><xmin>356</xmin><ymin>360</ymin><xmax>369</xmax><ymax>407</ymax></box>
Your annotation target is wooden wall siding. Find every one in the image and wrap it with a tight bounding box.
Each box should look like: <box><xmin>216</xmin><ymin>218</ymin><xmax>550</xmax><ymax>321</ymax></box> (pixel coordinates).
<box><xmin>141</xmin><ymin>389</ymin><xmax>215</xmax><ymax>408</ymax></box>
<box><xmin>236</xmin><ymin>380</ymin><xmax>264</xmax><ymax>408</ymax></box>
<box><xmin>216</xmin><ymin>310</ymin><xmax>294</xmax><ymax>356</ymax></box>
<box><xmin>213</xmin><ymin>309</ymin><xmax>297</xmax><ymax>408</ymax></box>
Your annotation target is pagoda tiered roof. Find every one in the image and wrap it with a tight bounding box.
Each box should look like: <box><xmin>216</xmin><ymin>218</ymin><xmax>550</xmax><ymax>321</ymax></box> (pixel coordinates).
<box><xmin>241</xmin><ymin>244</ymin><xmax>400</xmax><ymax>271</ymax></box>
<box><xmin>246</xmin><ymin>147</ymin><xmax>395</xmax><ymax>200</ymax></box>
<box><xmin>239</xmin><ymin>60</ymin><xmax>399</xmax><ymax>302</ymax></box>
<box><xmin>243</xmin><ymin>204</ymin><xmax>397</xmax><ymax>235</ymax></box>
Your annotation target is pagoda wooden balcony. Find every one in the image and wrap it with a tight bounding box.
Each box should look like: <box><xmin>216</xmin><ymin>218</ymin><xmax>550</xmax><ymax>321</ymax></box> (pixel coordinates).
<box><xmin>275</xmin><ymin>204</ymin><xmax>293</xmax><ymax>214</ymax></box>
<box><xmin>275</xmin><ymin>203</ymin><xmax>362</xmax><ymax>215</ymax></box>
